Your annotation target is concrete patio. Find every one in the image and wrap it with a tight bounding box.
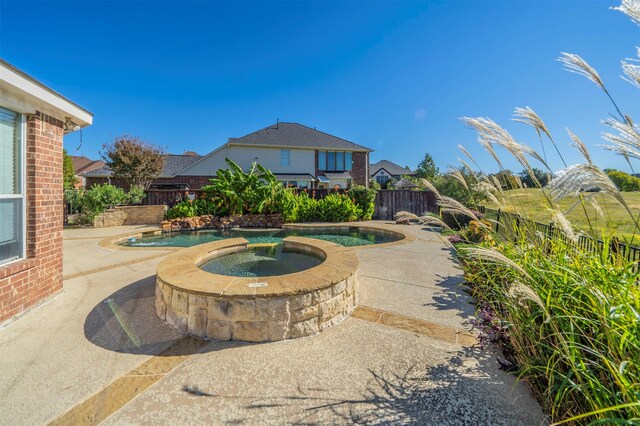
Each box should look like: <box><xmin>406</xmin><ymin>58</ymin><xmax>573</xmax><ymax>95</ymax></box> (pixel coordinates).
<box><xmin>0</xmin><ymin>222</ymin><xmax>545</xmax><ymax>425</ymax></box>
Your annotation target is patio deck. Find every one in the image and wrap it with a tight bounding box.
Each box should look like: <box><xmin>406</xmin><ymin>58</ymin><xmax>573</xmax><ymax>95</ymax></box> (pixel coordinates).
<box><xmin>0</xmin><ymin>221</ymin><xmax>545</xmax><ymax>425</ymax></box>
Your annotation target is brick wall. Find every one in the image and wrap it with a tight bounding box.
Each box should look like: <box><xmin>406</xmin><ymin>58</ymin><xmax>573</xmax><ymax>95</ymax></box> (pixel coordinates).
<box><xmin>351</xmin><ymin>151</ymin><xmax>369</xmax><ymax>187</ymax></box>
<box><xmin>0</xmin><ymin>112</ymin><xmax>64</xmax><ymax>325</ymax></box>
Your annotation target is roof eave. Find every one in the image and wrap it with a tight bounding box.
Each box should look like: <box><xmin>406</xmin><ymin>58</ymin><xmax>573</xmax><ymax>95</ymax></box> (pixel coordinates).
<box><xmin>0</xmin><ymin>59</ymin><xmax>93</xmax><ymax>129</ymax></box>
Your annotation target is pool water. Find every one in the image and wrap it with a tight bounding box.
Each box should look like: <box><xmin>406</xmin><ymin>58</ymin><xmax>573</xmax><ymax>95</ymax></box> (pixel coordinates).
<box><xmin>123</xmin><ymin>227</ymin><xmax>400</xmax><ymax>248</ymax></box>
<box><xmin>200</xmin><ymin>244</ymin><xmax>322</xmax><ymax>277</ymax></box>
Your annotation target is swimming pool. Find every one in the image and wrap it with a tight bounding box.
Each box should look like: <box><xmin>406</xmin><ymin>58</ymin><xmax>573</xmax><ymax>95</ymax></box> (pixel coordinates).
<box><xmin>121</xmin><ymin>226</ymin><xmax>403</xmax><ymax>248</ymax></box>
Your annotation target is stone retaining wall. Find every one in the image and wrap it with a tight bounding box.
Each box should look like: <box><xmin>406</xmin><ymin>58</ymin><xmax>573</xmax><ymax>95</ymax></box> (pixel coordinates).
<box><xmin>93</xmin><ymin>205</ymin><xmax>166</xmax><ymax>228</ymax></box>
<box><xmin>155</xmin><ymin>237</ymin><xmax>359</xmax><ymax>342</ymax></box>
<box><xmin>155</xmin><ymin>273</ymin><xmax>358</xmax><ymax>342</ymax></box>
<box><xmin>161</xmin><ymin>214</ymin><xmax>282</xmax><ymax>232</ymax></box>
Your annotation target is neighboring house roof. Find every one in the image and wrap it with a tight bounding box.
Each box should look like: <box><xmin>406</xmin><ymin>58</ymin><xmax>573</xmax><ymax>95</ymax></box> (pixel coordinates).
<box><xmin>81</xmin><ymin>154</ymin><xmax>202</xmax><ymax>178</ymax></box>
<box><xmin>394</xmin><ymin>178</ymin><xmax>418</xmax><ymax>189</ymax></box>
<box><xmin>227</xmin><ymin>122</ymin><xmax>372</xmax><ymax>152</ymax></box>
<box><xmin>370</xmin><ymin>160</ymin><xmax>415</xmax><ymax>177</ymax></box>
<box><xmin>70</xmin><ymin>155</ymin><xmax>105</xmax><ymax>175</ymax></box>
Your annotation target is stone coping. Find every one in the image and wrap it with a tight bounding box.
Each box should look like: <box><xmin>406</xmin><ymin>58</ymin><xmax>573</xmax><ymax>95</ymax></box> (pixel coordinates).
<box><xmin>99</xmin><ymin>222</ymin><xmax>413</xmax><ymax>252</ymax></box>
<box><xmin>157</xmin><ymin>237</ymin><xmax>358</xmax><ymax>298</ymax></box>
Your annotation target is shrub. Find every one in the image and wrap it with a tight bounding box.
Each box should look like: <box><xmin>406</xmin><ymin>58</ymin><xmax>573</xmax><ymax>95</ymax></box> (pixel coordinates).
<box><xmin>605</xmin><ymin>169</ymin><xmax>640</xmax><ymax>191</ymax></box>
<box><xmin>64</xmin><ymin>188</ymin><xmax>83</xmax><ymax>214</ymax></box>
<box><xmin>165</xmin><ymin>200</ymin><xmax>197</xmax><ymax>220</ymax></box>
<box><xmin>441</xmin><ymin>209</ymin><xmax>484</xmax><ymax>230</ymax></box>
<box><xmin>348</xmin><ymin>185</ymin><xmax>377</xmax><ymax>220</ymax></box>
<box><xmin>78</xmin><ymin>184</ymin><xmax>126</xmax><ymax>223</ymax></box>
<box><xmin>274</xmin><ymin>188</ymin><xmax>299</xmax><ymax>222</ymax></box>
<box><xmin>317</xmin><ymin>193</ymin><xmax>360</xmax><ymax>222</ymax></box>
<box><xmin>124</xmin><ymin>185</ymin><xmax>146</xmax><ymax>204</ymax></box>
<box><xmin>458</xmin><ymin>219</ymin><xmax>493</xmax><ymax>243</ymax></box>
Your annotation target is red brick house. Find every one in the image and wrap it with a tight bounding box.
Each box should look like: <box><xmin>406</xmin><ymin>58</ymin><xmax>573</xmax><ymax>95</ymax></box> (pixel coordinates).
<box><xmin>70</xmin><ymin>155</ymin><xmax>104</xmax><ymax>188</ymax></box>
<box><xmin>0</xmin><ymin>59</ymin><xmax>93</xmax><ymax>325</ymax></box>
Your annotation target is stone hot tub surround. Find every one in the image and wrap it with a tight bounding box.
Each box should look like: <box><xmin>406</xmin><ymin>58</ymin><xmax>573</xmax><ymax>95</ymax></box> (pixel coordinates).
<box><xmin>155</xmin><ymin>237</ymin><xmax>359</xmax><ymax>342</ymax></box>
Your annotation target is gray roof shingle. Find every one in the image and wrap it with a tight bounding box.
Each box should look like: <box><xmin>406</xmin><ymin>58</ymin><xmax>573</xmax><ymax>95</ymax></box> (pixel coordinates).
<box><xmin>370</xmin><ymin>160</ymin><xmax>415</xmax><ymax>177</ymax></box>
<box><xmin>228</xmin><ymin>122</ymin><xmax>372</xmax><ymax>151</ymax></box>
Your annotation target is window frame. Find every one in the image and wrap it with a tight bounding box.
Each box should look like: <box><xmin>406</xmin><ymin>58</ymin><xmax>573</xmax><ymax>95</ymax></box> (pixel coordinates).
<box><xmin>317</xmin><ymin>150</ymin><xmax>353</xmax><ymax>172</ymax></box>
<box><xmin>0</xmin><ymin>108</ymin><xmax>26</xmax><ymax>267</ymax></box>
<box><xmin>280</xmin><ymin>149</ymin><xmax>290</xmax><ymax>166</ymax></box>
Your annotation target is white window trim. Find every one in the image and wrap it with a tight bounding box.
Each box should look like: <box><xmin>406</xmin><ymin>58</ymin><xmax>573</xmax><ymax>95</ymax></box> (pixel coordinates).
<box><xmin>0</xmin><ymin>112</ymin><xmax>26</xmax><ymax>266</ymax></box>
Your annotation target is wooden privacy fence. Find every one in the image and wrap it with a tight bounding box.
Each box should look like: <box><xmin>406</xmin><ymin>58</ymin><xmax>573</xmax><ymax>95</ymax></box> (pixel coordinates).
<box><xmin>142</xmin><ymin>188</ymin><xmax>438</xmax><ymax>220</ymax></box>
<box><xmin>373</xmin><ymin>190</ymin><xmax>437</xmax><ymax>220</ymax></box>
<box><xmin>477</xmin><ymin>205</ymin><xmax>640</xmax><ymax>272</ymax></box>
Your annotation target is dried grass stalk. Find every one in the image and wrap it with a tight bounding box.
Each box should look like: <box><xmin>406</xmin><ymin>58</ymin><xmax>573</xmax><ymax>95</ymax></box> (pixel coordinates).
<box><xmin>613</xmin><ymin>0</ymin><xmax>640</xmax><ymax>26</ymax></box>
<box><xmin>567</xmin><ymin>129</ymin><xmax>593</xmax><ymax>164</ymax></box>
<box><xmin>558</xmin><ymin>52</ymin><xmax>606</xmax><ymax>91</ymax></box>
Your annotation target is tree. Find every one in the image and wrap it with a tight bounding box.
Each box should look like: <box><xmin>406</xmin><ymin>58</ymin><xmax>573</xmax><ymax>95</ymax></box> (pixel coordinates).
<box><xmin>518</xmin><ymin>168</ymin><xmax>550</xmax><ymax>188</ymax></box>
<box><xmin>101</xmin><ymin>135</ymin><xmax>165</xmax><ymax>190</ymax></box>
<box><xmin>491</xmin><ymin>170</ymin><xmax>520</xmax><ymax>190</ymax></box>
<box><xmin>415</xmin><ymin>153</ymin><xmax>439</xmax><ymax>180</ymax></box>
<box><xmin>62</xmin><ymin>149</ymin><xmax>76</xmax><ymax>190</ymax></box>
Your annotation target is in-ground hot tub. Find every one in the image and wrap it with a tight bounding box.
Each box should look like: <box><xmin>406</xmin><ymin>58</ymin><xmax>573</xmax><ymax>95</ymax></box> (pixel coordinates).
<box><xmin>155</xmin><ymin>237</ymin><xmax>359</xmax><ymax>342</ymax></box>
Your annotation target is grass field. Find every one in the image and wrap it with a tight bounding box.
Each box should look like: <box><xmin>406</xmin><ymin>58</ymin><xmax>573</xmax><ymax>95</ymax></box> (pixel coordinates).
<box><xmin>484</xmin><ymin>189</ymin><xmax>640</xmax><ymax>243</ymax></box>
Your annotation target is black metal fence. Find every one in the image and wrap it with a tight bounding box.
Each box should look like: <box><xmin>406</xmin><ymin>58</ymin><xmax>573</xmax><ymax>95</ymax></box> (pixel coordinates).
<box><xmin>477</xmin><ymin>205</ymin><xmax>640</xmax><ymax>271</ymax></box>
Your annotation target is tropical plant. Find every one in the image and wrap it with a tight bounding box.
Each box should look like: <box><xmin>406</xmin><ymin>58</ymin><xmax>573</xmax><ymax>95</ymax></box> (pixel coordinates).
<box><xmin>202</xmin><ymin>158</ymin><xmax>281</xmax><ymax>216</ymax></box>
<box><xmin>165</xmin><ymin>200</ymin><xmax>198</xmax><ymax>220</ymax></box>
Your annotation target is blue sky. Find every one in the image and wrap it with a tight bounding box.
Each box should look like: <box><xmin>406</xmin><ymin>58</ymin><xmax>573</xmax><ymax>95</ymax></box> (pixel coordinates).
<box><xmin>1</xmin><ymin>0</ymin><xmax>638</xmax><ymax>174</ymax></box>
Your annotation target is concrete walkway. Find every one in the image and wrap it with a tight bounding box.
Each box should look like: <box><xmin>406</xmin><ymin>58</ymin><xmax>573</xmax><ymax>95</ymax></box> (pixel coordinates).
<box><xmin>0</xmin><ymin>222</ymin><xmax>545</xmax><ymax>425</ymax></box>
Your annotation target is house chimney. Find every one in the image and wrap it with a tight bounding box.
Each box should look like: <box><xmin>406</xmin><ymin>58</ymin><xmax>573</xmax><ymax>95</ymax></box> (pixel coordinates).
<box><xmin>276</xmin><ymin>118</ymin><xmax>279</xmax><ymax>129</ymax></box>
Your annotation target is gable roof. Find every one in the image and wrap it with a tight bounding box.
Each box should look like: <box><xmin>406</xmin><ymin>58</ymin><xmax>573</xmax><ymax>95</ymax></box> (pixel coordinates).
<box><xmin>81</xmin><ymin>154</ymin><xmax>202</xmax><ymax>178</ymax></box>
<box><xmin>370</xmin><ymin>160</ymin><xmax>415</xmax><ymax>176</ymax></box>
<box><xmin>70</xmin><ymin>155</ymin><xmax>105</xmax><ymax>174</ymax></box>
<box><xmin>228</xmin><ymin>122</ymin><xmax>372</xmax><ymax>152</ymax></box>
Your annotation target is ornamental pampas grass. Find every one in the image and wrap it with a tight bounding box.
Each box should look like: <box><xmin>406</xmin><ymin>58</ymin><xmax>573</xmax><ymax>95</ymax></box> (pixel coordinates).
<box><xmin>548</xmin><ymin>164</ymin><xmax>620</xmax><ymax>200</ymax></box>
<box><xmin>602</xmin><ymin>118</ymin><xmax>640</xmax><ymax>160</ymax></box>
<box><xmin>566</xmin><ymin>129</ymin><xmax>593</xmax><ymax>164</ymax></box>
<box><xmin>557</xmin><ymin>52</ymin><xmax>606</xmax><ymax>91</ymax></box>
<box><xmin>460</xmin><ymin>247</ymin><xmax>532</xmax><ymax>281</ymax></box>
<box><xmin>513</xmin><ymin>107</ymin><xmax>552</xmax><ymax>140</ymax></box>
<box><xmin>613</xmin><ymin>0</ymin><xmax>640</xmax><ymax>26</ymax></box>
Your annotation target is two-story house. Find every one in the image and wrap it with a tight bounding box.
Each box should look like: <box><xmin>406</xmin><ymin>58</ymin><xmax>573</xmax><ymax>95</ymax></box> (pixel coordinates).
<box><xmin>84</xmin><ymin>122</ymin><xmax>372</xmax><ymax>190</ymax></box>
<box><xmin>178</xmin><ymin>122</ymin><xmax>372</xmax><ymax>189</ymax></box>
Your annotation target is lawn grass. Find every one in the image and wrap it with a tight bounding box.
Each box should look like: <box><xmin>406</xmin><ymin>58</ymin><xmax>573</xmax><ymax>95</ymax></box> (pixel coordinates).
<box><xmin>484</xmin><ymin>189</ymin><xmax>640</xmax><ymax>243</ymax></box>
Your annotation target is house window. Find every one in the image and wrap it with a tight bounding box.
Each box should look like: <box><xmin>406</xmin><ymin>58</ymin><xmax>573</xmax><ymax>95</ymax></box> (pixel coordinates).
<box><xmin>280</xmin><ymin>149</ymin><xmax>290</xmax><ymax>166</ymax></box>
<box><xmin>317</xmin><ymin>151</ymin><xmax>353</xmax><ymax>172</ymax></box>
<box><xmin>376</xmin><ymin>175</ymin><xmax>389</xmax><ymax>185</ymax></box>
<box><xmin>0</xmin><ymin>107</ymin><xmax>25</xmax><ymax>266</ymax></box>
<box><xmin>327</xmin><ymin>152</ymin><xmax>335</xmax><ymax>171</ymax></box>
